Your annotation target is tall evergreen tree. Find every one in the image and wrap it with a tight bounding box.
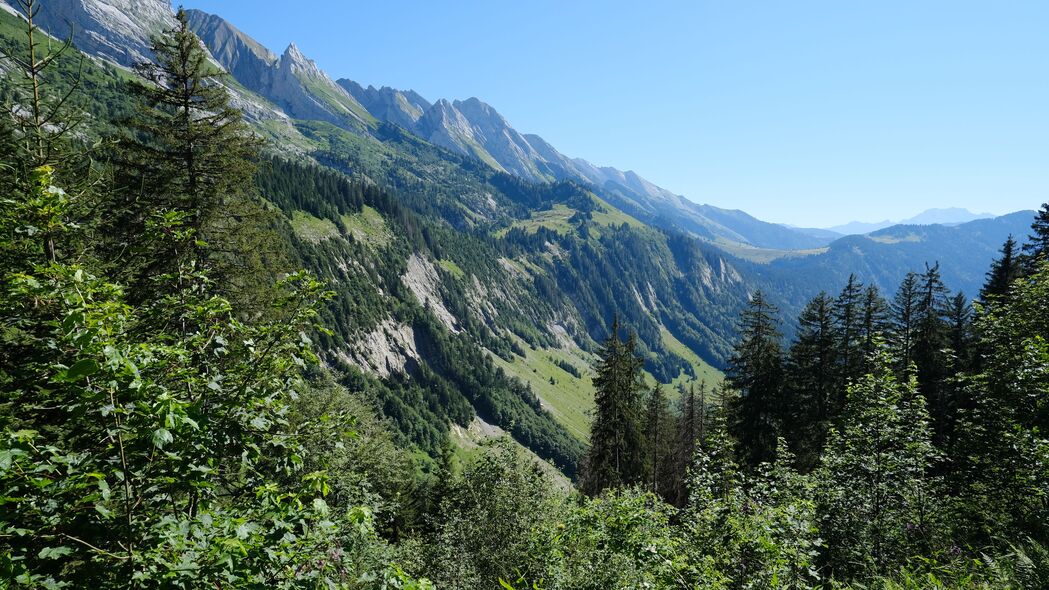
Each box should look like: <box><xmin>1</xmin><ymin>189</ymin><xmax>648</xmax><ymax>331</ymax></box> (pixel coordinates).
<box><xmin>644</xmin><ymin>383</ymin><xmax>676</xmax><ymax>500</ymax></box>
<box><xmin>914</xmin><ymin>263</ymin><xmax>953</xmax><ymax>443</ymax></box>
<box><xmin>114</xmin><ymin>9</ymin><xmax>282</xmax><ymax>310</ymax></box>
<box><xmin>981</xmin><ymin>235</ymin><xmax>1023</xmax><ymax>302</ymax></box>
<box><xmin>580</xmin><ymin>317</ymin><xmax>647</xmax><ymax>495</ymax></box>
<box><xmin>672</xmin><ymin>381</ymin><xmax>707</xmax><ymax>507</ymax></box>
<box><xmin>818</xmin><ymin>349</ymin><xmax>944</xmax><ymax>580</ymax></box>
<box><xmin>833</xmin><ymin>274</ymin><xmax>865</xmax><ymax>390</ymax></box>
<box><xmin>890</xmin><ymin>272</ymin><xmax>921</xmax><ymax>372</ymax></box>
<box><xmin>1023</xmin><ymin>202</ymin><xmax>1049</xmax><ymax>266</ymax></box>
<box><xmin>785</xmin><ymin>292</ymin><xmax>838</xmax><ymax>468</ymax></box>
<box><xmin>727</xmin><ymin>291</ymin><xmax>785</xmax><ymax>468</ymax></box>
<box><xmin>859</xmin><ymin>285</ymin><xmax>891</xmax><ymax>375</ymax></box>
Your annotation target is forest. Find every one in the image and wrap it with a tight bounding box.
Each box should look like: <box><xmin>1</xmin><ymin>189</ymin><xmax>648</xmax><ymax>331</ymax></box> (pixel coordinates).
<box><xmin>2</xmin><ymin>6</ymin><xmax>1049</xmax><ymax>589</ymax></box>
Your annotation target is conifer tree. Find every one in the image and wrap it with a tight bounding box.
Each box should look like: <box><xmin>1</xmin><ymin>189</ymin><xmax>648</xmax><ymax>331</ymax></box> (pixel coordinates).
<box><xmin>818</xmin><ymin>349</ymin><xmax>944</xmax><ymax>579</ymax></box>
<box><xmin>580</xmin><ymin>317</ymin><xmax>647</xmax><ymax>495</ymax></box>
<box><xmin>644</xmin><ymin>383</ymin><xmax>677</xmax><ymax>500</ymax></box>
<box><xmin>1023</xmin><ymin>202</ymin><xmax>1049</xmax><ymax>265</ymax></box>
<box><xmin>727</xmin><ymin>291</ymin><xmax>785</xmax><ymax>468</ymax></box>
<box><xmin>981</xmin><ymin>235</ymin><xmax>1022</xmax><ymax>302</ymax></box>
<box><xmin>785</xmin><ymin>292</ymin><xmax>837</xmax><ymax>467</ymax></box>
<box><xmin>914</xmin><ymin>263</ymin><xmax>952</xmax><ymax>443</ymax></box>
<box><xmin>834</xmin><ymin>274</ymin><xmax>865</xmax><ymax>389</ymax></box>
<box><xmin>890</xmin><ymin>272</ymin><xmax>921</xmax><ymax>372</ymax></box>
<box><xmin>672</xmin><ymin>381</ymin><xmax>708</xmax><ymax>506</ymax></box>
<box><xmin>114</xmin><ymin>9</ymin><xmax>281</xmax><ymax>310</ymax></box>
<box><xmin>859</xmin><ymin>285</ymin><xmax>890</xmax><ymax>375</ymax></box>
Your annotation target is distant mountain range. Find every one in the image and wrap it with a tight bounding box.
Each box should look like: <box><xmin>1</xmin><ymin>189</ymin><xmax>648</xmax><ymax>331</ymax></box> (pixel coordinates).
<box><xmin>827</xmin><ymin>208</ymin><xmax>996</xmax><ymax>235</ymax></box>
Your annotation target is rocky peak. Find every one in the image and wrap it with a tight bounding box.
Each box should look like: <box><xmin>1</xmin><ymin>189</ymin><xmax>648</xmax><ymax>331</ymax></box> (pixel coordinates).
<box><xmin>338</xmin><ymin>80</ymin><xmax>431</xmax><ymax>130</ymax></box>
<box><xmin>280</xmin><ymin>42</ymin><xmax>323</xmax><ymax>78</ymax></box>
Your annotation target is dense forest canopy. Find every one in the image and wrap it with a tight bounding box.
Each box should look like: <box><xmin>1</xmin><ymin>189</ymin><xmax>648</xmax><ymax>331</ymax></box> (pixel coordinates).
<box><xmin>1</xmin><ymin>4</ymin><xmax>1048</xmax><ymax>588</ymax></box>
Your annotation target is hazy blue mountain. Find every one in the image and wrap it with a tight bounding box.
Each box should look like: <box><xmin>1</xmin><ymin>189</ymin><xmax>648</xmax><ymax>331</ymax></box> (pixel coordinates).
<box><xmin>901</xmin><ymin>207</ymin><xmax>994</xmax><ymax>225</ymax></box>
<box><xmin>826</xmin><ymin>219</ymin><xmax>895</xmax><ymax>235</ymax></box>
<box><xmin>766</xmin><ymin>211</ymin><xmax>1035</xmax><ymax>304</ymax></box>
<box><xmin>828</xmin><ymin>207</ymin><xmax>997</xmax><ymax>235</ymax></box>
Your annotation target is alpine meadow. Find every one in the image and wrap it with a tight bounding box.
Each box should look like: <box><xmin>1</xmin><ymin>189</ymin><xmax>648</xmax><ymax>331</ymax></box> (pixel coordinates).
<box><xmin>2</xmin><ymin>1</ymin><xmax>1049</xmax><ymax>588</ymax></box>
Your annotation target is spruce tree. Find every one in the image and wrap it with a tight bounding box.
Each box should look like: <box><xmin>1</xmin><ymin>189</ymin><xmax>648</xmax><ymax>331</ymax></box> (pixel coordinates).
<box><xmin>580</xmin><ymin>317</ymin><xmax>647</xmax><ymax>495</ymax></box>
<box><xmin>785</xmin><ymin>292</ymin><xmax>837</xmax><ymax>467</ymax></box>
<box><xmin>818</xmin><ymin>350</ymin><xmax>944</xmax><ymax>579</ymax></box>
<box><xmin>833</xmin><ymin>274</ymin><xmax>865</xmax><ymax>389</ymax></box>
<box><xmin>1023</xmin><ymin>202</ymin><xmax>1049</xmax><ymax>265</ymax></box>
<box><xmin>727</xmin><ymin>291</ymin><xmax>785</xmax><ymax>468</ymax></box>
<box><xmin>672</xmin><ymin>381</ymin><xmax>708</xmax><ymax>507</ymax></box>
<box><xmin>859</xmin><ymin>285</ymin><xmax>890</xmax><ymax>375</ymax></box>
<box><xmin>114</xmin><ymin>9</ymin><xmax>281</xmax><ymax>310</ymax></box>
<box><xmin>890</xmin><ymin>272</ymin><xmax>921</xmax><ymax>372</ymax></box>
<box><xmin>981</xmin><ymin>235</ymin><xmax>1022</xmax><ymax>302</ymax></box>
<box><xmin>914</xmin><ymin>263</ymin><xmax>952</xmax><ymax>443</ymax></box>
<box><xmin>643</xmin><ymin>383</ymin><xmax>676</xmax><ymax>500</ymax></box>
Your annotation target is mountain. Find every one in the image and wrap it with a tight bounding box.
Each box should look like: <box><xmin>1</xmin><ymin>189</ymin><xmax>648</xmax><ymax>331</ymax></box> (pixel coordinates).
<box><xmin>828</xmin><ymin>208</ymin><xmax>996</xmax><ymax>235</ymax></box>
<box><xmin>825</xmin><ymin>219</ymin><xmax>894</xmax><ymax>235</ymax></box>
<box><xmin>338</xmin><ymin>80</ymin><xmax>431</xmax><ymax>132</ymax></box>
<box><xmin>183</xmin><ymin>9</ymin><xmax>374</xmax><ymax>130</ymax></box>
<box><xmin>23</xmin><ymin>0</ymin><xmax>173</xmax><ymax>67</ymax></box>
<box><xmin>765</xmin><ymin>211</ymin><xmax>1035</xmax><ymax>305</ymax></box>
<box><xmin>900</xmin><ymin>207</ymin><xmax>995</xmax><ymax>226</ymax></box>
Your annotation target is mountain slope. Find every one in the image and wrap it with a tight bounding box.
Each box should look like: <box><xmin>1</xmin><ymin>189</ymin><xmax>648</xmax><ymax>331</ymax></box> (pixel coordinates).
<box><xmin>763</xmin><ymin>211</ymin><xmax>1035</xmax><ymax>307</ymax></box>
<box><xmin>184</xmin><ymin>9</ymin><xmax>374</xmax><ymax>130</ymax></box>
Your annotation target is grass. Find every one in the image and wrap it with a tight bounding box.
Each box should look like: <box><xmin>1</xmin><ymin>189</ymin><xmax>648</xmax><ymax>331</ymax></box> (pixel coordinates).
<box><xmin>489</xmin><ymin>338</ymin><xmax>596</xmax><ymax>441</ymax></box>
<box><xmin>290</xmin><ymin>210</ymin><xmax>340</xmax><ymax>243</ymax></box>
<box><xmin>490</xmin><ymin>323</ymin><xmax>725</xmax><ymax>439</ymax></box>
<box><xmin>438</xmin><ymin>259</ymin><xmax>466</xmax><ymax>279</ymax></box>
<box><xmin>657</xmin><ymin>326</ymin><xmax>725</xmax><ymax>391</ymax></box>
<box><xmin>494</xmin><ymin>204</ymin><xmax>577</xmax><ymax>238</ymax></box>
<box><xmin>711</xmin><ymin>238</ymin><xmax>827</xmax><ymax>264</ymax></box>
<box><xmin>448</xmin><ymin>416</ymin><xmax>572</xmax><ymax>490</ymax></box>
<box><xmin>493</xmin><ymin>195</ymin><xmax>649</xmax><ymax>240</ymax></box>
<box><xmin>341</xmin><ymin>205</ymin><xmax>391</xmax><ymax>248</ymax></box>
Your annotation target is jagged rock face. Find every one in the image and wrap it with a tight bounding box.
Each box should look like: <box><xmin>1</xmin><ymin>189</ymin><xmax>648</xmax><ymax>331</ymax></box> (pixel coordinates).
<box><xmin>3</xmin><ymin>0</ymin><xmax>175</xmax><ymax>67</ymax></box>
<box><xmin>185</xmin><ymin>10</ymin><xmax>372</xmax><ymax>131</ymax></box>
<box><xmin>338</xmin><ymin>80</ymin><xmax>430</xmax><ymax>131</ymax></box>
<box><xmin>183</xmin><ymin>9</ymin><xmax>275</xmax><ymax>82</ymax></box>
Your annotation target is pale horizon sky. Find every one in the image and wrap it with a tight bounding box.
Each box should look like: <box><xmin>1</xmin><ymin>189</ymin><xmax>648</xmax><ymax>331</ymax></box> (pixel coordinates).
<box><xmin>182</xmin><ymin>0</ymin><xmax>1048</xmax><ymax>227</ymax></box>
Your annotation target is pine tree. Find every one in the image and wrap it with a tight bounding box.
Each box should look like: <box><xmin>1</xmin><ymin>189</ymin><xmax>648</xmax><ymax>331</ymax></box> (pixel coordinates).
<box><xmin>981</xmin><ymin>235</ymin><xmax>1022</xmax><ymax>302</ymax></box>
<box><xmin>727</xmin><ymin>291</ymin><xmax>785</xmax><ymax>468</ymax></box>
<box><xmin>785</xmin><ymin>292</ymin><xmax>837</xmax><ymax>468</ymax></box>
<box><xmin>580</xmin><ymin>317</ymin><xmax>647</xmax><ymax>495</ymax></box>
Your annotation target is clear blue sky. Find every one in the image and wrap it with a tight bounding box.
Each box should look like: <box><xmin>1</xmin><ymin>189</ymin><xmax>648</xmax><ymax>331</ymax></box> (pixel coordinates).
<box><xmin>182</xmin><ymin>0</ymin><xmax>1048</xmax><ymax>227</ymax></box>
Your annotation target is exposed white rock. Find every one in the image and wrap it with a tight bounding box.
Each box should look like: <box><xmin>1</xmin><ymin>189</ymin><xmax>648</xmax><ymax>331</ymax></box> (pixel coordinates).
<box><xmin>401</xmin><ymin>254</ymin><xmax>458</xmax><ymax>332</ymax></box>
<box><xmin>339</xmin><ymin>319</ymin><xmax>418</xmax><ymax>379</ymax></box>
<box><xmin>3</xmin><ymin>0</ymin><xmax>176</xmax><ymax>67</ymax></box>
